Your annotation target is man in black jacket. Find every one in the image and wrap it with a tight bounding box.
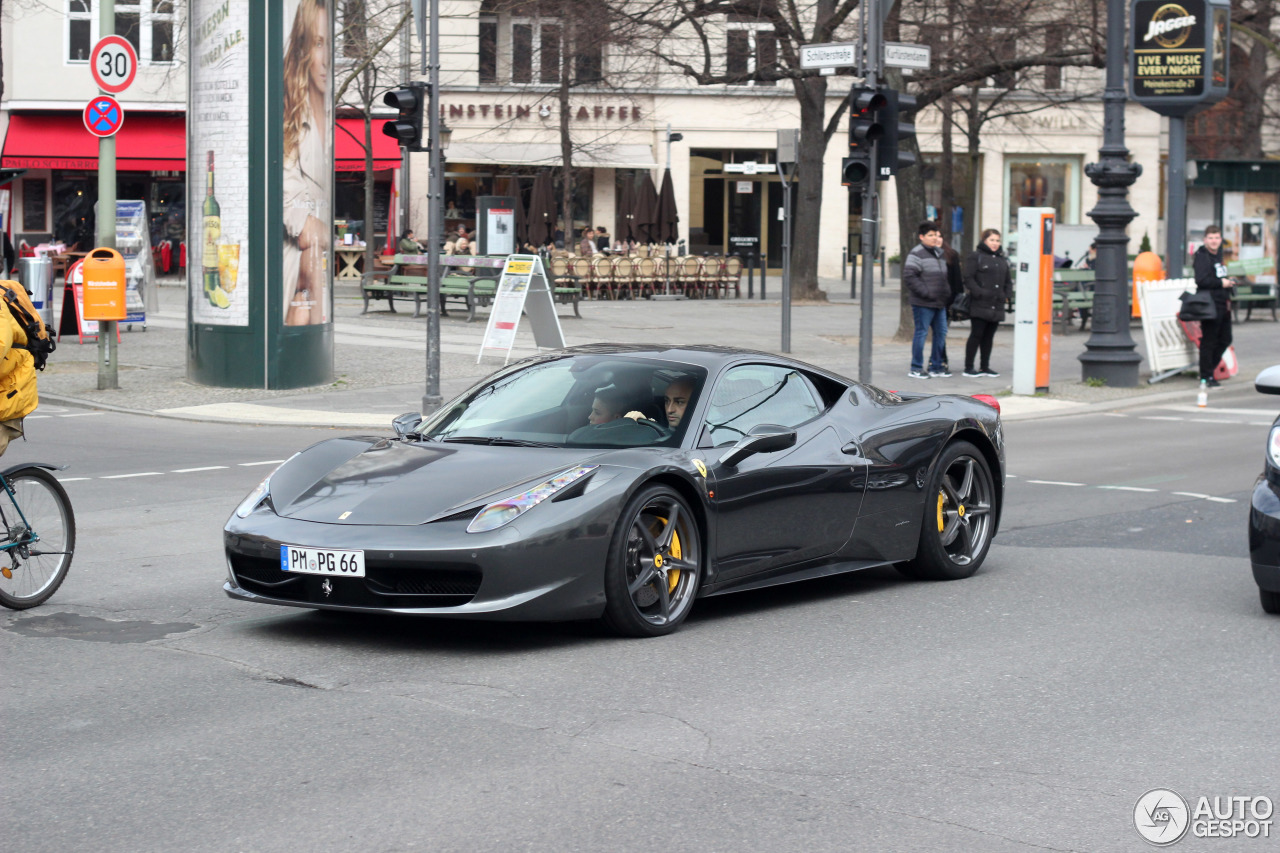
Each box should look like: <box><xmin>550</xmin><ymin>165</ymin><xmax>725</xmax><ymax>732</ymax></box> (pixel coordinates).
<box><xmin>1193</xmin><ymin>225</ymin><xmax>1236</xmax><ymax>385</ymax></box>
<box><xmin>902</xmin><ymin>221</ymin><xmax>952</xmax><ymax>378</ymax></box>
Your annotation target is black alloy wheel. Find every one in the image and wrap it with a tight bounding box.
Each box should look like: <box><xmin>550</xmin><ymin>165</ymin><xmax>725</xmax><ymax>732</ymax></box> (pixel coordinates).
<box><xmin>603</xmin><ymin>485</ymin><xmax>701</xmax><ymax>637</ymax></box>
<box><xmin>898</xmin><ymin>440</ymin><xmax>995</xmax><ymax>581</ymax></box>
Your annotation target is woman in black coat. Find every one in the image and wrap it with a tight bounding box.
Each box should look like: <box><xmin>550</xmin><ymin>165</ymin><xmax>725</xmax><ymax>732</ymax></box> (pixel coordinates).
<box><xmin>961</xmin><ymin>229</ymin><xmax>1014</xmax><ymax>377</ymax></box>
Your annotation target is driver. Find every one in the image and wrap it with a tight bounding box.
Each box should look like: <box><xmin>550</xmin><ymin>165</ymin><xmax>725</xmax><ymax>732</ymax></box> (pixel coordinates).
<box><xmin>662</xmin><ymin>376</ymin><xmax>696</xmax><ymax>429</ymax></box>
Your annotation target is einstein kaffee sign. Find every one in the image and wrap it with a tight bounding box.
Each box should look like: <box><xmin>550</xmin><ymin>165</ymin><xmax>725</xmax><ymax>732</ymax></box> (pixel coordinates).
<box><xmin>1130</xmin><ymin>0</ymin><xmax>1230</xmax><ymax>115</ymax></box>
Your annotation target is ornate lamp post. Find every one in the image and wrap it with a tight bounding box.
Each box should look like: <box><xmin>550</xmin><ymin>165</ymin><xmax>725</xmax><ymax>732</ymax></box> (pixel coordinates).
<box><xmin>1079</xmin><ymin>0</ymin><xmax>1143</xmax><ymax>387</ymax></box>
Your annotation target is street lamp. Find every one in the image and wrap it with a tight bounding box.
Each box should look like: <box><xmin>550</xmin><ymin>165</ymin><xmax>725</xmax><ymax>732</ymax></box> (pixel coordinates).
<box><xmin>1079</xmin><ymin>0</ymin><xmax>1142</xmax><ymax>387</ymax></box>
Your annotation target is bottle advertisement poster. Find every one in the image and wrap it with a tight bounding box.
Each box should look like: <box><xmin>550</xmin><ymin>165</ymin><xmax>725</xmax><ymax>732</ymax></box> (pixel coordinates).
<box><xmin>280</xmin><ymin>0</ymin><xmax>333</xmax><ymax>327</ymax></box>
<box><xmin>188</xmin><ymin>0</ymin><xmax>250</xmax><ymax>327</ymax></box>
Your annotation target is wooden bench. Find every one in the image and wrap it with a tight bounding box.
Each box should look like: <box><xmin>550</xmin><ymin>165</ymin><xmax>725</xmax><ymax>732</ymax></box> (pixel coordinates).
<box><xmin>361</xmin><ymin>273</ymin><xmax>498</xmax><ymax>321</ymax></box>
<box><xmin>1232</xmin><ymin>283</ymin><xmax>1277</xmax><ymax>322</ymax></box>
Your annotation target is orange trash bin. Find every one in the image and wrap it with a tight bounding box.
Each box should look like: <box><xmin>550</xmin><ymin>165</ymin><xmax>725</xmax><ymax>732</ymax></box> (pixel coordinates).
<box><xmin>82</xmin><ymin>247</ymin><xmax>127</xmax><ymax>321</ymax></box>
<box><xmin>1131</xmin><ymin>251</ymin><xmax>1165</xmax><ymax>319</ymax></box>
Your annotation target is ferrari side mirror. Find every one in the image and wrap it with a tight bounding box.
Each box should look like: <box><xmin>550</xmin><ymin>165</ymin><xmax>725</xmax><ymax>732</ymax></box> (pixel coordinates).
<box><xmin>718</xmin><ymin>427</ymin><xmax>797</xmax><ymax>468</ymax></box>
<box><xmin>1256</xmin><ymin>365</ymin><xmax>1280</xmax><ymax>395</ymax></box>
<box><xmin>391</xmin><ymin>411</ymin><xmax>423</xmax><ymax>438</ymax></box>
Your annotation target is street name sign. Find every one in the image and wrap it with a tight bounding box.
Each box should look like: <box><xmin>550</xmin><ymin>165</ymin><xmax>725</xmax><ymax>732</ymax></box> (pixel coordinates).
<box><xmin>90</xmin><ymin>35</ymin><xmax>139</xmax><ymax>94</ymax></box>
<box><xmin>884</xmin><ymin>42</ymin><xmax>931</xmax><ymax>70</ymax></box>
<box><xmin>83</xmin><ymin>96</ymin><xmax>125</xmax><ymax>137</ymax></box>
<box><xmin>724</xmin><ymin>161</ymin><xmax>777</xmax><ymax>175</ymax></box>
<box><xmin>800</xmin><ymin>42</ymin><xmax>859</xmax><ymax>70</ymax></box>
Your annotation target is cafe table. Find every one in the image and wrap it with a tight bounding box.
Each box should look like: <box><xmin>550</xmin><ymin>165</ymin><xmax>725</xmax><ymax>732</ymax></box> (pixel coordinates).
<box><xmin>335</xmin><ymin>246</ymin><xmax>366</xmax><ymax>281</ymax></box>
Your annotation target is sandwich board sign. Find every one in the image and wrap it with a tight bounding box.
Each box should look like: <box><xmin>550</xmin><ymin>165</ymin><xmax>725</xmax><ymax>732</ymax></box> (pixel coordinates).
<box><xmin>478</xmin><ymin>255</ymin><xmax>565</xmax><ymax>363</ymax></box>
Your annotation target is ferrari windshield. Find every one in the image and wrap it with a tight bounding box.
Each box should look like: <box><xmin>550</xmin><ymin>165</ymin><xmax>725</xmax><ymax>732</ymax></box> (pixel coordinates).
<box><xmin>419</xmin><ymin>356</ymin><xmax>707</xmax><ymax>449</ymax></box>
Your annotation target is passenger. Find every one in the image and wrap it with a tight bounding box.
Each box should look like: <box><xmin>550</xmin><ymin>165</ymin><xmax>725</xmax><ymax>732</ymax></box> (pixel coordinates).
<box><xmin>588</xmin><ymin>387</ymin><xmax>626</xmax><ymax>425</ymax></box>
<box><xmin>662</xmin><ymin>377</ymin><xmax>696</xmax><ymax>429</ymax></box>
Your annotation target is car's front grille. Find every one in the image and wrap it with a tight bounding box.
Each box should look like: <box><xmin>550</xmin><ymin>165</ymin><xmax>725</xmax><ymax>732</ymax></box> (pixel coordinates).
<box><xmin>228</xmin><ymin>551</ymin><xmax>480</xmax><ymax>607</ymax></box>
<box><xmin>366</xmin><ymin>564</ymin><xmax>482</xmax><ymax>597</ymax></box>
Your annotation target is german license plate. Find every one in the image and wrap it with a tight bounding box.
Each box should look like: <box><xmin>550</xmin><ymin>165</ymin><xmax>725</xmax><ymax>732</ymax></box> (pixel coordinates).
<box><xmin>280</xmin><ymin>545</ymin><xmax>365</xmax><ymax>577</ymax></box>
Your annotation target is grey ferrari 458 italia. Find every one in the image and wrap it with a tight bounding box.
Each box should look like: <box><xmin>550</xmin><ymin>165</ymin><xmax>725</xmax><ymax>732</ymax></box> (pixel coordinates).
<box><xmin>224</xmin><ymin>345</ymin><xmax>1005</xmax><ymax>636</ymax></box>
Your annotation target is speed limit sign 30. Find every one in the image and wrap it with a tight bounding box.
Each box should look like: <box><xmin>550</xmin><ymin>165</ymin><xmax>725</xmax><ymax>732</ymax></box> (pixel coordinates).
<box><xmin>90</xmin><ymin>35</ymin><xmax>138</xmax><ymax>95</ymax></box>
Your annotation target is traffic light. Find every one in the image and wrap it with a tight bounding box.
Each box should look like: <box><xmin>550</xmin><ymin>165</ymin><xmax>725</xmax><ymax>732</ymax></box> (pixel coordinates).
<box><xmin>877</xmin><ymin>89</ymin><xmax>918</xmax><ymax>180</ymax></box>
<box><xmin>382</xmin><ymin>82</ymin><xmax>426</xmax><ymax>151</ymax></box>
<box><xmin>843</xmin><ymin>87</ymin><xmax>888</xmax><ymax>188</ymax></box>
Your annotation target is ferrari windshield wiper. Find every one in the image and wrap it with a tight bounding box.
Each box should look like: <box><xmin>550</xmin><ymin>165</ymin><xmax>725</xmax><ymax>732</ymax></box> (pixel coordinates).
<box><xmin>442</xmin><ymin>436</ymin><xmax>558</xmax><ymax>448</ymax></box>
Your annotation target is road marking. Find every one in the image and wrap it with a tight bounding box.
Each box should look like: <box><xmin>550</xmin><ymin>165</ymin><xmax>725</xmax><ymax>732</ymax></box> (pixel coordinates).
<box><xmin>59</xmin><ymin>412</ymin><xmax>105</xmax><ymax>418</ymax></box>
<box><xmin>1098</xmin><ymin>485</ymin><xmax>1159</xmax><ymax>492</ymax></box>
<box><xmin>172</xmin><ymin>466</ymin><xmax>228</xmax><ymax>473</ymax></box>
<box><xmin>1205</xmin><ymin>496</ymin><xmax>1237</xmax><ymax>503</ymax></box>
<box><xmin>1173</xmin><ymin>491</ymin><xmax>1210</xmax><ymax>499</ymax></box>
<box><xmin>1141</xmin><ymin>416</ymin><xmax>1185</xmax><ymax>422</ymax></box>
<box><xmin>1253</xmin><ymin>422</ymin><xmax>1276</xmax><ymax>427</ymax></box>
<box><xmin>1101</xmin><ymin>412</ymin><xmax>1128</xmax><ymax>417</ymax></box>
<box><xmin>1025</xmin><ymin>480</ymin><xmax>1086</xmax><ymax>486</ymax></box>
<box><xmin>1194</xmin><ymin>418</ymin><xmax>1243</xmax><ymax>424</ymax></box>
<box><xmin>238</xmin><ymin>460</ymin><xmax>285</xmax><ymax>467</ymax></box>
<box><xmin>58</xmin><ymin>477</ymin><xmax>91</xmax><ymax>482</ymax></box>
<box><xmin>100</xmin><ymin>472</ymin><xmax>164</xmax><ymax>479</ymax></box>
<box><xmin>1172</xmin><ymin>406</ymin><xmax>1280</xmax><ymax>416</ymax></box>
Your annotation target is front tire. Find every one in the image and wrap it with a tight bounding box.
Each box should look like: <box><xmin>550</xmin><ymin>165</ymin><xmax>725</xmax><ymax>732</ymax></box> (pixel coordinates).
<box><xmin>0</xmin><ymin>468</ymin><xmax>76</xmax><ymax>610</ymax></box>
<box><xmin>1261</xmin><ymin>587</ymin><xmax>1280</xmax><ymax>615</ymax></box>
<box><xmin>898</xmin><ymin>440</ymin><xmax>995</xmax><ymax>581</ymax></box>
<box><xmin>602</xmin><ymin>485</ymin><xmax>701</xmax><ymax>637</ymax></box>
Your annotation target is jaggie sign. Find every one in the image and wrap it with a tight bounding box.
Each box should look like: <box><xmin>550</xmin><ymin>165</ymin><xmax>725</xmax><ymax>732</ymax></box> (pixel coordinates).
<box><xmin>1130</xmin><ymin>0</ymin><xmax>1230</xmax><ymax>116</ymax></box>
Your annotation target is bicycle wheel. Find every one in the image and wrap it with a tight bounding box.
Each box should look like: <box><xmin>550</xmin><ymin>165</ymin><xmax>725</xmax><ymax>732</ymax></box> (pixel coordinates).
<box><xmin>0</xmin><ymin>467</ymin><xmax>76</xmax><ymax>610</ymax></box>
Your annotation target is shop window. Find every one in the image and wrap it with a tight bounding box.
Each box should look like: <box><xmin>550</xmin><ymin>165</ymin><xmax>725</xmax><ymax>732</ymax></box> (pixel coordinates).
<box><xmin>726</xmin><ymin>23</ymin><xmax>776</xmax><ymax>86</ymax></box>
<box><xmin>68</xmin><ymin>1</ymin><xmax>93</xmax><ymax>62</ymax></box>
<box><xmin>1005</xmin><ymin>157</ymin><xmax>1079</xmax><ymax>236</ymax></box>
<box><xmin>67</xmin><ymin>0</ymin><xmax>174</xmax><ymax>64</ymax></box>
<box><xmin>22</xmin><ymin>180</ymin><xmax>48</xmax><ymax>233</ymax></box>
<box><xmin>479</xmin><ymin>16</ymin><xmax>498</xmax><ymax>84</ymax></box>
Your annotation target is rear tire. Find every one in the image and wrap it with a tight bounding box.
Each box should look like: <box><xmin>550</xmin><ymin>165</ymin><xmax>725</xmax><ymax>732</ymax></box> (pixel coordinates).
<box><xmin>1261</xmin><ymin>587</ymin><xmax>1280</xmax><ymax>615</ymax></box>
<box><xmin>602</xmin><ymin>485</ymin><xmax>701</xmax><ymax>637</ymax></box>
<box><xmin>898</xmin><ymin>441</ymin><xmax>995</xmax><ymax>581</ymax></box>
<box><xmin>0</xmin><ymin>468</ymin><xmax>76</xmax><ymax>610</ymax></box>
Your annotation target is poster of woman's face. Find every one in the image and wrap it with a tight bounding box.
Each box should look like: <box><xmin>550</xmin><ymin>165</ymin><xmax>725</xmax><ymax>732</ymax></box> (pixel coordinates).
<box><xmin>280</xmin><ymin>0</ymin><xmax>333</xmax><ymax>326</ymax></box>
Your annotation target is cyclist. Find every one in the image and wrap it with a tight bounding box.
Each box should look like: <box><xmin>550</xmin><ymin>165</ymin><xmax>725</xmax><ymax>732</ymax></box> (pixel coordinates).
<box><xmin>0</xmin><ymin>282</ymin><xmax>39</xmax><ymax>455</ymax></box>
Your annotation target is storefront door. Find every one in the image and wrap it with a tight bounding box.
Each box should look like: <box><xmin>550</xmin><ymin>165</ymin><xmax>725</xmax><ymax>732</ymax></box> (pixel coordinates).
<box><xmin>727</xmin><ymin>178</ymin><xmax>762</xmax><ymax>261</ymax></box>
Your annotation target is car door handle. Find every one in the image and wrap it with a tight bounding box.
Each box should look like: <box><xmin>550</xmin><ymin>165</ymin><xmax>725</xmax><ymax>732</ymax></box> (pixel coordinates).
<box><xmin>841</xmin><ymin>441</ymin><xmax>861</xmax><ymax>456</ymax></box>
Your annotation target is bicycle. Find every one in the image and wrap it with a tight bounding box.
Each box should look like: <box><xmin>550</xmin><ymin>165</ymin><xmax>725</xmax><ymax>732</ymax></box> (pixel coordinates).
<box><xmin>0</xmin><ymin>464</ymin><xmax>76</xmax><ymax>610</ymax></box>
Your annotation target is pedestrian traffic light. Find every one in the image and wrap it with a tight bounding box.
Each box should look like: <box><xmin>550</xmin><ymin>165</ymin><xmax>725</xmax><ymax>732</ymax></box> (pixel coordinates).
<box><xmin>844</xmin><ymin>87</ymin><xmax>888</xmax><ymax>189</ymax></box>
<box><xmin>382</xmin><ymin>82</ymin><xmax>426</xmax><ymax>151</ymax></box>
<box><xmin>877</xmin><ymin>89</ymin><xmax>918</xmax><ymax>180</ymax></box>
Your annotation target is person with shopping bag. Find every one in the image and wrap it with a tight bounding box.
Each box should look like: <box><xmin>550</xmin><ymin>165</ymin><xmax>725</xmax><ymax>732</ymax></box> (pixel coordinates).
<box><xmin>1193</xmin><ymin>225</ymin><xmax>1236</xmax><ymax>386</ymax></box>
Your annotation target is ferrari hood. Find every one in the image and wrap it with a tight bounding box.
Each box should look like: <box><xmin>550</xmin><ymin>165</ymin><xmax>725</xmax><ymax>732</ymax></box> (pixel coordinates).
<box><xmin>269</xmin><ymin>437</ymin><xmax>600</xmax><ymax>525</ymax></box>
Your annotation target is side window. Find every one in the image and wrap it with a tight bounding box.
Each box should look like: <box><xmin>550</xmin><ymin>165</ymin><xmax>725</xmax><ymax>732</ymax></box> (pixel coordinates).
<box><xmin>704</xmin><ymin>365</ymin><xmax>821</xmax><ymax>446</ymax></box>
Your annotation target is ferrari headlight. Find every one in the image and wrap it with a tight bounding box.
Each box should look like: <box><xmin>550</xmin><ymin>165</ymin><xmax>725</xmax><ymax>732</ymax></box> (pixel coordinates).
<box><xmin>467</xmin><ymin>465</ymin><xmax>597</xmax><ymax>533</ymax></box>
<box><xmin>233</xmin><ymin>453</ymin><xmax>298</xmax><ymax>518</ymax></box>
<box><xmin>234</xmin><ymin>477</ymin><xmax>272</xmax><ymax>518</ymax></box>
<box><xmin>1268</xmin><ymin>426</ymin><xmax>1280</xmax><ymax>470</ymax></box>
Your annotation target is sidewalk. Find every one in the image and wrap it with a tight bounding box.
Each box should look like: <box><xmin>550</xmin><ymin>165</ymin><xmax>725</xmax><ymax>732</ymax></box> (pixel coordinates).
<box><xmin>37</xmin><ymin>275</ymin><xmax>1278</xmax><ymax>428</ymax></box>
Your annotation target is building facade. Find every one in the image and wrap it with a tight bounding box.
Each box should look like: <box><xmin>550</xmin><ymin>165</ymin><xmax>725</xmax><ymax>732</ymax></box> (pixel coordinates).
<box><xmin>4</xmin><ymin>1</ymin><xmax>1273</xmax><ymax>277</ymax></box>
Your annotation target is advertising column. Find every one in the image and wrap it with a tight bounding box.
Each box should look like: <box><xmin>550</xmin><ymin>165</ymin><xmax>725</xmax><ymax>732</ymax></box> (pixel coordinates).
<box><xmin>188</xmin><ymin>0</ymin><xmax>333</xmax><ymax>389</ymax></box>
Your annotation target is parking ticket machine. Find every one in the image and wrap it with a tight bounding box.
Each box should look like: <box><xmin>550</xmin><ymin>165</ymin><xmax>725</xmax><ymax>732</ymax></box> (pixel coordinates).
<box><xmin>1012</xmin><ymin>207</ymin><xmax>1056</xmax><ymax>395</ymax></box>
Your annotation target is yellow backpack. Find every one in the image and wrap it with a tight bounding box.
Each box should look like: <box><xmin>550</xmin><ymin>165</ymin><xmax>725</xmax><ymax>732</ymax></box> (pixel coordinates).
<box><xmin>0</xmin><ymin>280</ymin><xmax>55</xmax><ymax>370</ymax></box>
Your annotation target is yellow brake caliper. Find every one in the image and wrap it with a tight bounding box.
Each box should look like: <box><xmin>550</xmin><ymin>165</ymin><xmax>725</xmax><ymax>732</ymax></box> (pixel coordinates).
<box><xmin>937</xmin><ymin>490</ymin><xmax>947</xmax><ymax>533</ymax></box>
<box><xmin>650</xmin><ymin>517</ymin><xmax>682</xmax><ymax>593</ymax></box>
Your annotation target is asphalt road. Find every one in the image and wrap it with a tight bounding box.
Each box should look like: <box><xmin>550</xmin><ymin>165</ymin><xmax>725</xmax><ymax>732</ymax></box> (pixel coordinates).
<box><xmin>3</xmin><ymin>396</ymin><xmax>1278</xmax><ymax>853</ymax></box>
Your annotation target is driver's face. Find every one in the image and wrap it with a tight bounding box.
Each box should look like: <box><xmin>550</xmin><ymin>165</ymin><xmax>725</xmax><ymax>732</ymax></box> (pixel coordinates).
<box><xmin>588</xmin><ymin>398</ymin><xmax>618</xmax><ymax>425</ymax></box>
<box><xmin>664</xmin><ymin>382</ymin><xmax>693</xmax><ymax>428</ymax></box>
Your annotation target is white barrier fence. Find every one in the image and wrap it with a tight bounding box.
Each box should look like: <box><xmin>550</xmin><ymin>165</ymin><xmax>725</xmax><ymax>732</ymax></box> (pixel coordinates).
<box><xmin>1137</xmin><ymin>277</ymin><xmax>1197</xmax><ymax>383</ymax></box>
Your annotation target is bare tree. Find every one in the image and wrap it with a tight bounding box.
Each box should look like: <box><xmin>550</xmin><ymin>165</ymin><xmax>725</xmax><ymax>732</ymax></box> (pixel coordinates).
<box><xmin>333</xmin><ymin>0</ymin><xmax>411</xmax><ymax>279</ymax></box>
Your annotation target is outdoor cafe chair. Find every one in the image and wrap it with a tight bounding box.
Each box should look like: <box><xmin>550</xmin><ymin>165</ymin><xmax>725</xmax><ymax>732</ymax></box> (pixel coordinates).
<box><xmin>590</xmin><ymin>255</ymin><xmax>615</xmax><ymax>299</ymax></box>
<box><xmin>634</xmin><ymin>256</ymin><xmax>658</xmax><ymax>298</ymax></box>
<box><xmin>569</xmin><ymin>256</ymin><xmax>596</xmax><ymax>299</ymax></box>
<box><xmin>677</xmin><ymin>256</ymin><xmax>704</xmax><ymax>298</ymax></box>
<box><xmin>611</xmin><ymin>256</ymin><xmax>637</xmax><ymax>300</ymax></box>
<box><xmin>700</xmin><ymin>256</ymin><xmax>724</xmax><ymax>298</ymax></box>
<box><xmin>721</xmin><ymin>255</ymin><xmax>744</xmax><ymax>298</ymax></box>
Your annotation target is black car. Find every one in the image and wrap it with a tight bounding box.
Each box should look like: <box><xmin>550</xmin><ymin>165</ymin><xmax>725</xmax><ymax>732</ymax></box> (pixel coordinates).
<box><xmin>224</xmin><ymin>345</ymin><xmax>1005</xmax><ymax>636</ymax></box>
<box><xmin>1249</xmin><ymin>364</ymin><xmax>1280</xmax><ymax>615</ymax></box>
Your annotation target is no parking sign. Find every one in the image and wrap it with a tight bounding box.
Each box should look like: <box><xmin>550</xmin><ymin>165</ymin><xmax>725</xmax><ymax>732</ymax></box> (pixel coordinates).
<box><xmin>83</xmin><ymin>96</ymin><xmax>125</xmax><ymax>138</ymax></box>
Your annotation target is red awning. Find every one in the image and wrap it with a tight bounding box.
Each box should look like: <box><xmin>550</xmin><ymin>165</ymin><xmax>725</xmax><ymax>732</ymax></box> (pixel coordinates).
<box><xmin>1</xmin><ymin>112</ymin><xmax>186</xmax><ymax>171</ymax></box>
<box><xmin>2</xmin><ymin>113</ymin><xmax>399</xmax><ymax>172</ymax></box>
<box><xmin>335</xmin><ymin>117</ymin><xmax>401</xmax><ymax>171</ymax></box>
